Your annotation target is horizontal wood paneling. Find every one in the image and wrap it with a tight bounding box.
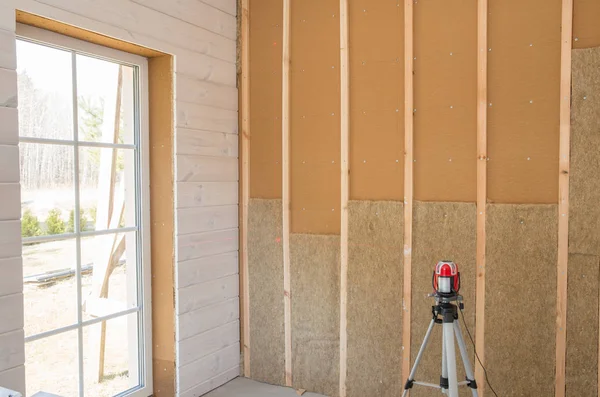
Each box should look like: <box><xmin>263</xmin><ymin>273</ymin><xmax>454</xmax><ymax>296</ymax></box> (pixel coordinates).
<box><xmin>0</xmin><ymin>221</ymin><xmax>21</xmax><ymax>259</ymax></box>
<box><xmin>179</xmin><ymin>366</ymin><xmax>239</xmax><ymax>397</ymax></box>
<box><xmin>178</xmin><ymin>320</ymin><xmax>239</xmax><ymax>365</ymax></box>
<box><xmin>177</xmin><ymin>228</ymin><xmax>238</xmax><ymax>262</ymax></box>
<box><xmin>0</xmin><ymin>258</ymin><xmax>22</xmax><ymax>297</ymax></box>
<box><xmin>0</xmin><ymin>3</ymin><xmax>15</xmax><ymax>32</ymax></box>
<box><xmin>176</xmin><ymin>129</ymin><xmax>238</xmax><ymax>157</ymax></box>
<box><xmin>0</xmin><ymin>365</ymin><xmax>25</xmax><ymax>394</ymax></box>
<box><xmin>0</xmin><ymin>68</ymin><xmax>17</xmax><ymax>107</ymax></box>
<box><xmin>177</xmin><ymin>155</ymin><xmax>238</xmax><ymax>183</ymax></box>
<box><xmin>177</xmin><ymin>252</ymin><xmax>238</xmax><ymax>289</ymax></box>
<box><xmin>0</xmin><ymin>29</ymin><xmax>16</xmax><ymax>70</ymax></box>
<box><xmin>177</xmin><ymin>297</ymin><xmax>239</xmax><ymax>341</ymax></box>
<box><xmin>176</xmin><ymin>76</ymin><xmax>238</xmax><ymax>110</ymax></box>
<box><xmin>0</xmin><ymin>329</ymin><xmax>24</xmax><ymax>372</ymax></box>
<box><xmin>130</xmin><ymin>0</ymin><xmax>237</xmax><ymax>40</ymax></box>
<box><xmin>178</xmin><ymin>274</ymin><xmax>239</xmax><ymax>314</ymax></box>
<box><xmin>200</xmin><ymin>0</ymin><xmax>237</xmax><ymax>16</ymax></box>
<box><xmin>176</xmin><ymin>182</ymin><xmax>238</xmax><ymax>208</ymax></box>
<box><xmin>0</xmin><ymin>145</ymin><xmax>19</xmax><ymax>183</ymax></box>
<box><xmin>176</xmin><ymin>101</ymin><xmax>238</xmax><ymax>134</ymax></box>
<box><xmin>0</xmin><ymin>107</ymin><xmax>18</xmax><ymax>145</ymax></box>
<box><xmin>0</xmin><ymin>184</ymin><xmax>20</xmax><ymax>221</ymax></box>
<box><xmin>178</xmin><ymin>342</ymin><xmax>240</xmax><ymax>392</ymax></box>
<box><xmin>0</xmin><ymin>294</ymin><xmax>23</xmax><ymax>334</ymax></box>
<box><xmin>174</xmin><ymin>56</ymin><xmax>236</xmax><ymax>87</ymax></box>
<box><xmin>177</xmin><ymin>205</ymin><xmax>238</xmax><ymax>235</ymax></box>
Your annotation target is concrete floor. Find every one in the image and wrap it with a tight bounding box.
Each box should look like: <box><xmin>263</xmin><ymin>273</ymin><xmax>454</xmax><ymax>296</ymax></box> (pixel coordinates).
<box><xmin>205</xmin><ymin>378</ymin><xmax>327</xmax><ymax>397</ymax></box>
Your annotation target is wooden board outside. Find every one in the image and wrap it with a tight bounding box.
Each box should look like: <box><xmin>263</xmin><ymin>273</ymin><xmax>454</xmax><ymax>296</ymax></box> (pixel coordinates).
<box><xmin>573</xmin><ymin>0</ymin><xmax>600</xmax><ymax>49</ymax></box>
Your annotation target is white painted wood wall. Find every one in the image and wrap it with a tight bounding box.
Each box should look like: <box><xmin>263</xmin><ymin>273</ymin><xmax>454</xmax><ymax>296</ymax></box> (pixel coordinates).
<box><xmin>0</xmin><ymin>0</ymin><xmax>240</xmax><ymax>395</ymax></box>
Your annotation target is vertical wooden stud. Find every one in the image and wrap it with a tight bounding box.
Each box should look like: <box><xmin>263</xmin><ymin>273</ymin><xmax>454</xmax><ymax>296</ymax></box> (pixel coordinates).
<box><xmin>401</xmin><ymin>0</ymin><xmax>414</xmax><ymax>382</ymax></box>
<box><xmin>240</xmin><ymin>0</ymin><xmax>251</xmax><ymax>379</ymax></box>
<box><xmin>475</xmin><ymin>0</ymin><xmax>488</xmax><ymax>393</ymax></box>
<box><xmin>282</xmin><ymin>0</ymin><xmax>293</xmax><ymax>387</ymax></box>
<box><xmin>339</xmin><ymin>0</ymin><xmax>349</xmax><ymax>395</ymax></box>
<box><xmin>556</xmin><ymin>0</ymin><xmax>573</xmax><ymax>395</ymax></box>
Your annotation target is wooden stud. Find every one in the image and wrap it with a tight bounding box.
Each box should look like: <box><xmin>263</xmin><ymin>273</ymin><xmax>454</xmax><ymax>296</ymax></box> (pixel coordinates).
<box><xmin>475</xmin><ymin>0</ymin><xmax>488</xmax><ymax>393</ymax></box>
<box><xmin>339</xmin><ymin>0</ymin><xmax>349</xmax><ymax>395</ymax></box>
<box><xmin>282</xmin><ymin>0</ymin><xmax>293</xmax><ymax>387</ymax></box>
<box><xmin>401</xmin><ymin>0</ymin><xmax>414</xmax><ymax>382</ymax></box>
<box><xmin>240</xmin><ymin>0</ymin><xmax>251</xmax><ymax>379</ymax></box>
<box><xmin>555</xmin><ymin>0</ymin><xmax>573</xmax><ymax>395</ymax></box>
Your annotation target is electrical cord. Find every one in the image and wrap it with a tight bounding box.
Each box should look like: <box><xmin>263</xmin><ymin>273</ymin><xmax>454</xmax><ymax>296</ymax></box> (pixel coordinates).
<box><xmin>458</xmin><ymin>306</ymin><xmax>499</xmax><ymax>397</ymax></box>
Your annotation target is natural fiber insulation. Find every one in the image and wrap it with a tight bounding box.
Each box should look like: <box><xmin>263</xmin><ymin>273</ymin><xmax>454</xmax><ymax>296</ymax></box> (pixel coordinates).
<box><xmin>291</xmin><ymin>234</ymin><xmax>340</xmax><ymax>397</ymax></box>
<box><xmin>410</xmin><ymin>202</ymin><xmax>476</xmax><ymax>397</ymax></box>
<box><xmin>570</xmin><ymin>47</ymin><xmax>600</xmax><ymax>256</ymax></box>
<box><xmin>486</xmin><ymin>204</ymin><xmax>557</xmax><ymax>396</ymax></box>
<box><xmin>566</xmin><ymin>254</ymin><xmax>599</xmax><ymax>397</ymax></box>
<box><xmin>347</xmin><ymin>201</ymin><xmax>403</xmax><ymax>397</ymax></box>
<box><xmin>248</xmin><ymin>199</ymin><xmax>285</xmax><ymax>385</ymax></box>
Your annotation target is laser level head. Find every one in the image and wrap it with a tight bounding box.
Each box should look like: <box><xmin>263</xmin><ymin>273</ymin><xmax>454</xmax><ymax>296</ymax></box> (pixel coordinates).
<box><xmin>432</xmin><ymin>261</ymin><xmax>460</xmax><ymax>297</ymax></box>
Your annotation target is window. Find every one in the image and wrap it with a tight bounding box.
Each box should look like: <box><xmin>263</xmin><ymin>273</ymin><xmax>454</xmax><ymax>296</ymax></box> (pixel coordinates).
<box><xmin>16</xmin><ymin>24</ymin><xmax>152</xmax><ymax>397</ymax></box>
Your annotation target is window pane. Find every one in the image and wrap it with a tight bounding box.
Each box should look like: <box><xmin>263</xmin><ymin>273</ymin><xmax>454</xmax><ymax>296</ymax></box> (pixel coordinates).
<box><xmin>83</xmin><ymin>313</ymin><xmax>141</xmax><ymax>395</ymax></box>
<box><xmin>76</xmin><ymin>55</ymin><xmax>135</xmax><ymax>145</ymax></box>
<box><xmin>17</xmin><ymin>40</ymin><xmax>74</xmax><ymax>140</ymax></box>
<box><xmin>81</xmin><ymin>231</ymin><xmax>139</xmax><ymax>322</ymax></box>
<box><xmin>79</xmin><ymin>147</ymin><xmax>136</xmax><ymax>232</ymax></box>
<box><xmin>26</xmin><ymin>329</ymin><xmax>79</xmax><ymax>397</ymax></box>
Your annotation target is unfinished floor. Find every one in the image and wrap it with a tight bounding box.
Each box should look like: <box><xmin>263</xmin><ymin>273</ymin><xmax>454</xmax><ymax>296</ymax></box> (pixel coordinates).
<box><xmin>205</xmin><ymin>378</ymin><xmax>327</xmax><ymax>397</ymax></box>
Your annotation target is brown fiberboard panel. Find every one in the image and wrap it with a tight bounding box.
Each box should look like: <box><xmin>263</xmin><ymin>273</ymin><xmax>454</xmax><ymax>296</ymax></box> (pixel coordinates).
<box><xmin>569</xmin><ymin>48</ymin><xmax>600</xmax><ymax>255</ymax></box>
<box><xmin>347</xmin><ymin>201</ymin><xmax>403</xmax><ymax>397</ymax></box>
<box><xmin>290</xmin><ymin>234</ymin><xmax>340</xmax><ymax>397</ymax></box>
<box><xmin>410</xmin><ymin>201</ymin><xmax>476</xmax><ymax>397</ymax></box>
<box><xmin>413</xmin><ymin>0</ymin><xmax>477</xmax><ymax>202</ymax></box>
<box><xmin>566</xmin><ymin>254</ymin><xmax>599</xmax><ymax>397</ymax></box>
<box><xmin>290</xmin><ymin>0</ymin><xmax>341</xmax><ymax>234</ymax></box>
<box><xmin>486</xmin><ymin>204</ymin><xmax>557</xmax><ymax>396</ymax></box>
<box><xmin>487</xmin><ymin>0</ymin><xmax>561</xmax><ymax>203</ymax></box>
<box><xmin>249</xmin><ymin>0</ymin><xmax>283</xmax><ymax>199</ymax></box>
<box><xmin>348</xmin><ymin>1</ymin><xmax>404</xmax><ymax>201</ymax></box>
<box><xmin>248</xmin><ymin>199</ymin><xmax>285</xmax><ymax>386</ymax></box>
<box><xmin>573</xmin><ymin>0</ymin><xmax>600</xmax><ymax>49</ymax></box>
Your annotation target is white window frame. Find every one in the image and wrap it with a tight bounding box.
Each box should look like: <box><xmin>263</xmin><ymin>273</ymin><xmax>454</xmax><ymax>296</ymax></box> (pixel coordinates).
<box><xmin>16</xmin><ymin>23</ymin><xmax>153</xmax><ymax>397</ymax></box>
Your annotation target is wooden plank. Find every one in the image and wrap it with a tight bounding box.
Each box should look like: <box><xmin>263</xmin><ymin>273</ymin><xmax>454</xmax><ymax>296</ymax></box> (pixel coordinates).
<box><xmin>0</xmin><ymin>30</ymin><xmax>16</xmax><ymax>71</ymax></box>
<box><xmin>176</xmin><ymin>129</ymin><xmax>238</xmax><ymax>158</ymax></box>
<box><xmin>177</xmin><ymin>205</ymin><xmax>239</xmax><ymax>235</ymax></box>
<box><xmin>0</xmin><ymin>68</ymin><xmax>17</xmax><ymax>108</ymax></box>
<box><xmin>174</xmin><ymin>56</ymin><xmax>236</xmax><ymax>87</ymax></box>
<box><xmin>179</xmin><ymin>367</ymin><xmax>240</xmax><ymax>397</ymax></box>
<box><xmin>475</xmin><ymin>0</ymin><xmax>488</xmax><ymax>393</ymax></box>
<box><xmin>0</xmin><ymin>294</ymin><xmax>23</xmax><ymax>335</ymax></box>
<box><xmin>178</xmin><ymin>320</ymin><xmax>240</xmax><ymax>366</ymax></box>
<box><xmin>0</xmin><ymin>183</ymin><xmax>20</xmax><ymax>221</ymax></box>
<box><xmin>0</xmin><ymin>257</ymin><xmax>22</xmax><ymax>297</ymax></box>
<box><xmin>0</xmin><ymin>107</ymin><xmax>18</xmax><ymax>145</ymax></box>
<box><xmin>339</xmin><ymin>0</ymin><xmax>349</xmax><ymax>395</ymax></box>
<box><xmin>0</xmin><ymin>365</ymin><xmax>25</xmax><ymax>395</ymax></box>
<box><xmin>176</xmin><ymin>102</ymin><xmax>238</xmax><ymax>134</ymax></box>
<box><xmin>178</xmin><ymin>274</ymin><xmax>239</xmax><ymax>314</ymax></box>
<box><xmin>130</xmin><ymin>0</ymin><xmax>237</xmax><ymax>40</ymax></box>
<box><xmin>176</xmin><ymin>76</ymin><xmax>238</xmax><ymax>111</ymax></box>
<box><xmin>0</xmin><ymin>146</ymin><xmax>19</xmax><ymax>183</ymax></box>
<box><xmin>0</xmin><ymin>3</ymin><xmax>16</xmax><ymax>32</ymax></box>
<box><xmin>178</xmin><ymin>252</ymin><xmax>239</xmax><ymax>289</ymax></box>
<box><xmin>282</xmin><ymin>0</ymin><xmax>292</xmax><ymax>386</ymax></box>
<box><xmin>240</xmin><ymin>0</ymin><xmax>251</xmax><ymax>379</ymax></box>
<box><xmin>0</xmin><ymin>220</ymin><xmax>21</xmax><ymax>259</ymax></box>
<box><xmin>178</xmin><ymin>342</ymin><xmax>240</xmax><ymax>391</ymax></box>
<box><xmin>177</xmin><ymin>228</ymin><xmax>239</xmax><ymax>262</ymax></box>
<box><xmin>0</xmin><ymin>329</ymin><xmax>23</xmax><ymax>374</ymax></box>
<box><xmin>200</xmin><ymin>0</ymin><xmax>237</xmax><ymax>16</ymax></box>
<box><xmin>556</xmin><ymin>0</ymin><xmax>573</xmax><ymax>395</ymax></box>
<box><xmin>177</xmin><ymin>182</ymin><xmax>238</xmax><ymax>208</ymax></box>
<box><xmin>177</xmin><ymin>297</ymin><xmax>239</xmax><ymax>341</ymax></box>
<box><xmin>401</xmin><ymin>0</ymin><xmax>414</xmax><ymax>383</ymax></box>
<box><xmin>177</xmin><ymin>155</ymin><xmax>238</xmax><ymax>183</ymax></box>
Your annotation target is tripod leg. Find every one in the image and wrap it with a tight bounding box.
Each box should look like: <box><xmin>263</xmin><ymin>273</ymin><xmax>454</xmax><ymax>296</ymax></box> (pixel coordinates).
<box><xmin>441</xmin><ymin>330</ymin><xmax>448</xmax><ymax>392</ymax></box>
<box><xmin>443</xmin><ymin>322</ymin><xmax>459</xmax><ymax>397</ymax></box>
<box><xmin>454</xmin><ymin>321</ymin><xmax>479</xmax><ymax>397</ymax></box>
<box><xmin>402</xmin><ymin>319</ymin><xmax>436</xmax><ymax>397</ymax></box>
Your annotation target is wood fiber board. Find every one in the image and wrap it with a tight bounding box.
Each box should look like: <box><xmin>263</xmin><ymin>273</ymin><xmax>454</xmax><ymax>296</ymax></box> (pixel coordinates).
<box><xmin>569</xmin><ymin>48</ymin><xmax>600</xmax><ymax>255</ymax></box>
<box><xmin>485</xmin><ymin>204</ymin><xmax>557</xmax><ymax>396</ymax></box>
<box><xmin>347</xmin><ymin>201</ymin><xmax>403</xmax><ymax>397</ymax></box>
<box><xmin>573</xmin><ymin>0</ymin><xmax>600</xmax><ymax>49</ymax></box>
<box><xmin>248</xmin><ymin>199</ymin><xmax>285</xmax><ymax>385</ymax></box>
<box><xmin>566</xmin><ymin>254</ymin><xmax>599</xmax><ymax>397</ymax></box>
<box><xmin>290</xmin><ymin>234</ymin><xmax>340</xmax><ymax>397</ymax></box>
<box><xmin>348</xmin><ymin>1</ymin><xmax>404</xmax><ymax>201</ymax></box>
<box><xmin>249</xmin><ymin>0</ymin><xmax>282</xmax><ymax>199</ymax></box>
<box><xmin>290</xmin><ymin>0</ymin><xmax>340</xmax><ymax>234</ymax></box>
<box><xmin>487</xmin><ymin>0</ymin><xmax>561</xmax><ymax>203</ymax></box>
<box><xmin>410</xmin><ymin>201</ymin><xmax>476</xmax><ymax>397</ymax></box>
<box><xmin>413</xmin><ymin>0</ymin><xmax>477</xmax><ymax>202</ymax></box>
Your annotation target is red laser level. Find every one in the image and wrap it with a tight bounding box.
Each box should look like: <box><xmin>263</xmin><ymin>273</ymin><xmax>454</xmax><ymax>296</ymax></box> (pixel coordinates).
<box><xmin>432</xmin><ymin>260</ymin><xmax>460</xmax><ymax>296</ymax></box>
